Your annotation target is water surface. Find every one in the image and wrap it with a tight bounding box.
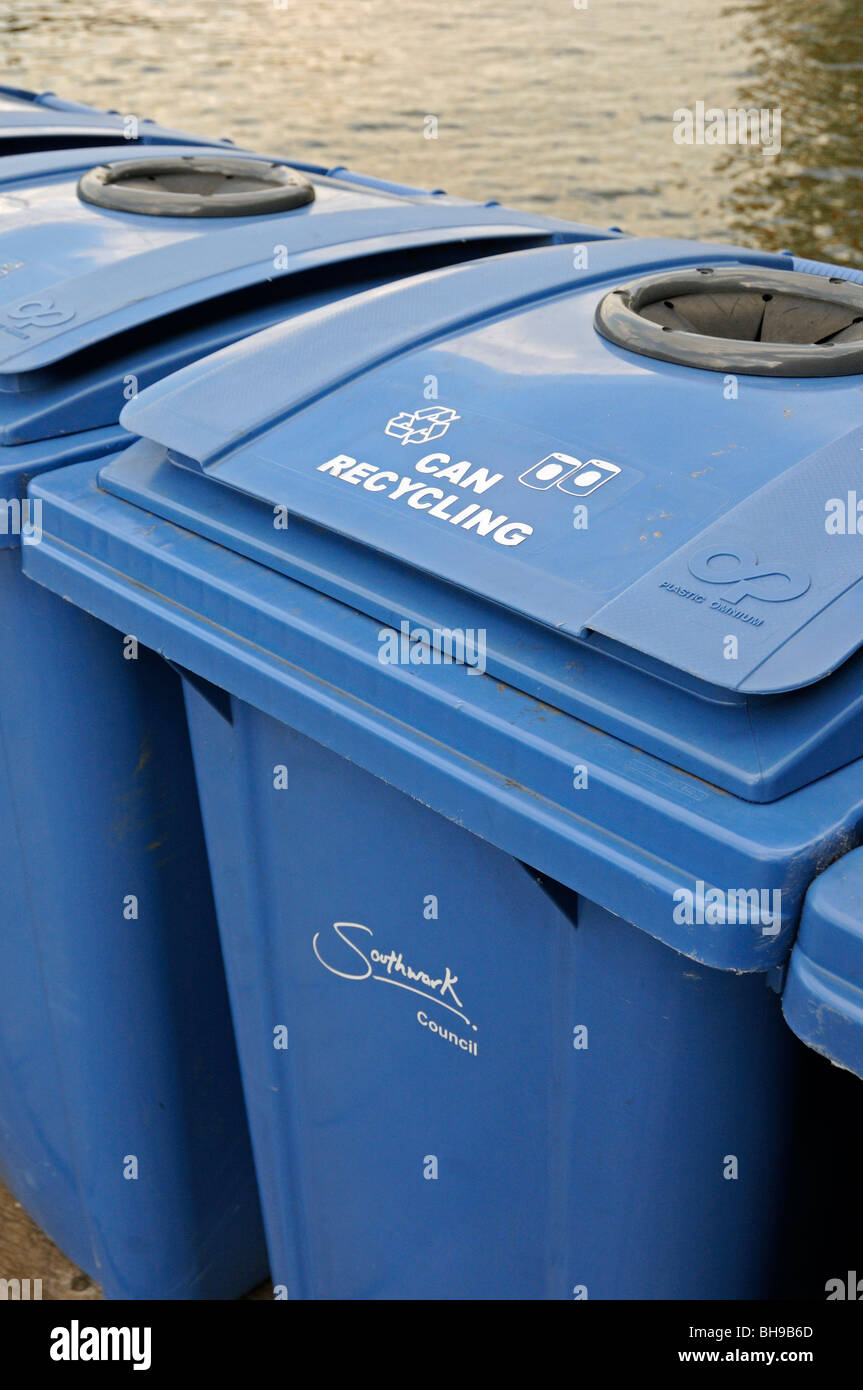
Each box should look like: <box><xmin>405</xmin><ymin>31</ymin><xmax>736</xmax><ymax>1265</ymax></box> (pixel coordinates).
<box><xmin>3</xmin><ymin>0</ymin><xmax>861</xmax><ymax>264</ymax></box>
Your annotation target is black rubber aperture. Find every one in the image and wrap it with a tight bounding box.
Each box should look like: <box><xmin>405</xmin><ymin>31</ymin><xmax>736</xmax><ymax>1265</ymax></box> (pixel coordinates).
<box><xmin>595</xmin><ymin>266</ymin><xmax>863</xmax><ymax>377</ymax></box>
<box><xmin>78</xmin><ymin>154</ymin><xmax>315</xmax><ymax>218</ymax></box>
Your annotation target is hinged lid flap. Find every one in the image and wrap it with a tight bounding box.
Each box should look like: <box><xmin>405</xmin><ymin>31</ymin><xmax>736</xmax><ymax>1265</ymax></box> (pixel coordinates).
<box><xmin>116</xmin><ymin>236</ymin><xmax>862</xmax><ymax>697</ymax></box>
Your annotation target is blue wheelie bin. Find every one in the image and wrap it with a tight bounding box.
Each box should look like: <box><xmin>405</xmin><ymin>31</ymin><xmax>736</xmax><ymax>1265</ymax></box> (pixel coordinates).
<box><xmin>0</xmin><ymin>144</ymin><xmax>604</xmax><ymax>1299</ymax></box>
<box><xmin>784</xmin><ymin>850</ymin><xmax>863</xmax><ymax>1081</ymax></box>
<box><xmin>25</xmin><ymin>236</ymin><xmax>863</xmax><ymax>1299</ymax></box>
<box><xmin>780</xmin><ymin>849</ymin><xmax>863</xmax><ymax>1297</ymax></box>
<box><xmin>0</xmin><ymin>83</ymin><xmax>240</xmax><ymax>155</ymax></box>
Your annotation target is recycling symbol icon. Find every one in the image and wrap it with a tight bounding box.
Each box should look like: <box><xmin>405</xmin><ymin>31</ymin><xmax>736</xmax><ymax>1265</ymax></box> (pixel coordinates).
<box><xmin>384</xmin><ymin>405</ymin><xmax>461</xmax><ymax>445</ymax></box>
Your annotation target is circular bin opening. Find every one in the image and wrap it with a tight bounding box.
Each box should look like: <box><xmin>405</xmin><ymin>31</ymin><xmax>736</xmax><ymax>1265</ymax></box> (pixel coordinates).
<box><xmin>78</xmin><ymin>154</ymin><xmax>315</xmax><ymax>217</ymax></box>
<box><xmin>594</xmin><ymin>265</ymin><xmax>863</xmax><ymax>377</ymax></box>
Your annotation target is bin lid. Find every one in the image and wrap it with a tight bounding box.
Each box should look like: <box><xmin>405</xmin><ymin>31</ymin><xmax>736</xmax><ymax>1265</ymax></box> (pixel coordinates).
<box><xmin>783</xmin><ymin>848</ymin><xmax>863</xmax><ymax>1079</ymax></box>
<box><xmin>106</xmin><ymin>236</ymin><xmax>863</xmax><ymax>801</ymax></box>
<box><xmin>0</xmin><ymin>144</ymin><xmax>596</xmax><ymax>449</ymax></box>
<box><xmin>0</xmin><ymin>84</ymin><xmax>237</xmax><ymax>152</ymax></box>
<box><xmin>36</xmin><ymin>432</ymin><xmax>859</xmax><ymax>973</ymax></box>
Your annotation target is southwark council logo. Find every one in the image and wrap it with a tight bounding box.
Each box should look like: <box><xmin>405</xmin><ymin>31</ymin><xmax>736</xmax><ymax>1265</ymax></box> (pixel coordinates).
<box><xmin>385</xmin><ymin>405</ymin><xmax>460</xmax><ymax>445</ymax></box>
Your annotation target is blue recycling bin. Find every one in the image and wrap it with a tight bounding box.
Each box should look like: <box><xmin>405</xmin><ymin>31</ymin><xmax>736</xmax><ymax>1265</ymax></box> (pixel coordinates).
<box><xmin>781</xmin><ymin>851</ymin><xmax>863</xmax><ymax>1294</ymax></box>
<box><xmin>0</xmin><ymin>83</ymin><xmax>240</xmax><ymax>155</ymax></box>
<box><xmin>784</xmin><ymin>849</ymin><xmax>863</xmax><ymax>1079</ymax></box>
<box><xmin>0</xmin><ymin>567</ymin><xmax>269</xmax><ymax>1300</ymax></box>
<box><xmin>0</xmin><ymin>138</ymin><xmax>600</xmax><ymax>488</ymax></box>
<box><xmin>0</xmin><ymin>143</ymin><xmax>604</xmax><ymax>1298</ymax></box>
<box><xmin>25</xmin><ymin>235</ymin><xmax>863</xmax><ymax>1299</ymax></box>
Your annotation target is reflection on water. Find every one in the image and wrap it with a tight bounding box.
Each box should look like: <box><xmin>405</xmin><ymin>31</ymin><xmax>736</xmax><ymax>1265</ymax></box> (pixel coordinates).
<box><xmin>721</xmin><ymin>0</ymin><xmax>863</xmax><ymax>264</ymax></box>
<box><xmin>2</xmin><ymin>0</ymin><xmax>860</xmax><ymax>265</ymax></box>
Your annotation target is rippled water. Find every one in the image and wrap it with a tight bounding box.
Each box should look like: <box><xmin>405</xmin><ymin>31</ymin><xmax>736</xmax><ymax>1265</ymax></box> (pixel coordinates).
<box><xmin>3</xmin><ymin>0</ymin><xmax>861</xmax><ymax>264</ymax></box>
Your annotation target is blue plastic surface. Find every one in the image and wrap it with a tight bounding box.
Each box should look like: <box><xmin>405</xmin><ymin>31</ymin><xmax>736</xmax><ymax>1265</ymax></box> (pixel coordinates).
<box><xmin>783</xmin><ymin>849</ymin><xmax>863</xmax><ymax>1080</ymax></box>
<box><xmin>30</xmin><ymin>211</ymin><xmax>863</xmax><ymax>1295</ymax></box>
<box><xmin>25</xmin><ymin>440</ymin><xmax>855</xmax><ymax>1297</ymax></box>
<box><xmin>0</xmin><ymin>83</ymin><xmax>238</xmax><ymax>153</ymax></box>
<box><xmin>182</xmin><ymin>698</ymin><xmax>802</xmax><ymax>1300</ymax></box>
<box><xmin>26</xmin><ymin>445</ymin><xmax>863</xmax><ymax>972</ymax></box>
<box><xmin>0</xmin><ymin>550</ymin><xmax>268</xmax><ymax>1297</ymax></box>
<box><xmin>0</xmin><ymin>144</ymin><xmax>606</xmax><ymax>456</ymax></box>
<box><xmin>108</xmin><ymin>237</ymin><xmax>863</xmax><ymax>800</ymax></box>
<box><xmin>0</xmin><ymin>138</ymin><xmax>614</xmax><ymax>1294</ymax></box>
<box><xmin>26</xmin><ymin>231</ymin><xmax>863</xmax><ymax>1298</ymax></box>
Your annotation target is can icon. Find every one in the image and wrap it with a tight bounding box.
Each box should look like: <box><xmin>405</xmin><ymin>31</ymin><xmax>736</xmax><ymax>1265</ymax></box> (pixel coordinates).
<box><xmin>519</xmin><ymin>453</ymin><xmax>621</xmax><ymax>496</ymax></box>
<box><xmin>557</xmin><ymin>458</ymin><xmax>621</xmax><ymax>496</ymax></box>
<box><xmin>518</xmin><ymin>453</ymin><xmax>582</xmax><ymax>490</ymax></box>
